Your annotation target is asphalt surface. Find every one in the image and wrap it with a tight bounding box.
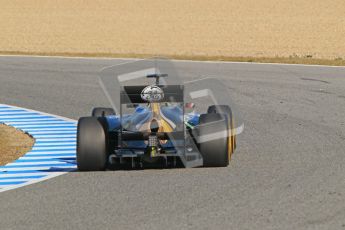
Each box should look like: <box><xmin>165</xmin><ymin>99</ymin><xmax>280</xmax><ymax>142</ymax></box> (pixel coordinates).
<box><xmin>0</xmin><ymin>56</ymin><xmax>345</xmax><ymax>230</ymax></box>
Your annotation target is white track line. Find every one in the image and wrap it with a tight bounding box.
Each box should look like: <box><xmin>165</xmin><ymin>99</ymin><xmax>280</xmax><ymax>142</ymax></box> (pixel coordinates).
<box><xmin>0</xmin><ymin>172</ymin><xmax>68</xmax><ymax>193</ymax></box>
<box><xmin>33</xmin><ymin>134</ymin><xmax>76</xmax><ymax>138</ymax></box>
<box><xmin>1</xmin><ymin>118</ymin><xmax>60</xmax><ymax>122</ymax></box>
<box><xmin>1</xmin><ymin>54</ymin><xmax>344</xmax><ymax>68</ymax></box>
<box><xmin>34</xmin><ymin>142</ymin><xmax>76</xmax><ymax>146</ymax></box>
<box><xmin>32</xmin><ymin>146</ymin><xmax>76</xmax><ymax>150</ymax></box>
<box><xmin>15</xmin><ymin>124</ymin><xmax>76</xmax><ymax>128</ymax></box>
<box><xmin>6</xmin><ymin>121</ymin><xmax>75</xmax><ymax>125</ymax></box>
<box><xmin>0</xmin><ymin>108</ymin><xmax>25</xmax><ymax>111</ymax></box>
<box><xmin>0</xmin><ymin>173</ymin><xmax>49</xmax><ymax>178</ymax></box>
<box><xmin>19</xmin><ymin>156</ymin><xmax>75</xmax><ymax>160</ymax></box>
<box><xmin>7</xmin><ymin>161</ymin><xmax>75</xmax><ymax>166</ymax></box>
<box><xmin>23</xmin><ymin>128</ymin><xmax>77</xmax><ymax>132</ymax></box>
<box><xmin>0</xmin><ymin>166</ymin><xmax>77</xmax><ymax>171</ymax></box>
<box><xmin>28</xmin><ymin>130</ymin><xmax>77</xmax><ymax>135</ymax></box>
<box><xmin>0</xmin><ymin>115</ymin><xmax>50</xmax><ymax>119</ymax></box>
<box><xmin>34</xmin><ymin>138</ymin><xmax>76</xmax><ymax>142</ymax></box>
<box><xmin>0</xmin><ymin>111</ymin><xmax>34</xmax><ymax>115</ymax></box>
<box><xmin>0</xmin><ymin>179</ymin><xmax>41</xmax><ymax>182</ymax></box>
<box><xmin>26</xmin><ymin>151</ymin><xmax>76</xmax><ymax>155</ymax></box>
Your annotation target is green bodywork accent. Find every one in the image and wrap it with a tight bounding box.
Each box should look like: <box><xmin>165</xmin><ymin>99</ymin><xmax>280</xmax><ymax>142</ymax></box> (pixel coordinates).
<box><xmin>150</xmin><ymin>146</ymin><xmax>157</xmax><ymax>157</ymax></box>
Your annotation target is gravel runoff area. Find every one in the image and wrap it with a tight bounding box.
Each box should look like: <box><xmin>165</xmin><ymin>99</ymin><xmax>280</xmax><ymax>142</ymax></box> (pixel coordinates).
<box><xmin>0</xmin><ymin>124</ymin><xmax>34</xmax><ymax>166</ymax></box>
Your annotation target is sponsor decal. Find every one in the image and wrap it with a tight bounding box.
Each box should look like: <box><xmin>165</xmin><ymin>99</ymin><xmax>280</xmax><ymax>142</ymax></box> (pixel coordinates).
<box><xmin>141</xmin><ymin>85</ymin><xmax>164</xmax><ymax>102</ymax></box>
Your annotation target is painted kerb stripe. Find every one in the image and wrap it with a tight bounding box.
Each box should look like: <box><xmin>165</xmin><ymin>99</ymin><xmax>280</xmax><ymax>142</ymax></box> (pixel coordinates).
<box><xmin>0</xmin><ymin>104</ymin><xmax>77</xmax><ymax>193</ymax></box>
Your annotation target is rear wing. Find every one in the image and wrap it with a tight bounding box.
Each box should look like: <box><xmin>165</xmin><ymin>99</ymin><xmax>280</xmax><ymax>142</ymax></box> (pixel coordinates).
<box><xmin>146</xmin><ymin>73</ymin><xmax>168</xmax><ymax>85</ymax></box>
<box><xmin>120</xmin><ymin>85</ymin><xmax>184</xmax><ymax>104</ymax></box>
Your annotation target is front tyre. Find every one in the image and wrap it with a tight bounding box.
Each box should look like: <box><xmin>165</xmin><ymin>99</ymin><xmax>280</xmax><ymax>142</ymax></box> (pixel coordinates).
<box><xmin>197</xmin><ymin>113</ymin><xmax>229</xmax><ymax>167</ymax></box>
<box><xmin>77</xmin><ymin>117</ymin><xmax>108</xmax><ymax>171</ymax></box>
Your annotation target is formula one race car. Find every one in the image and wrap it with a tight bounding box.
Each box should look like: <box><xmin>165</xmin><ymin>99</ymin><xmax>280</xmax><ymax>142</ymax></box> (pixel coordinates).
<box><xmin>77</xmin><ymin>59</ymin><xmax>242</xmax><ymax>170</ymax></box>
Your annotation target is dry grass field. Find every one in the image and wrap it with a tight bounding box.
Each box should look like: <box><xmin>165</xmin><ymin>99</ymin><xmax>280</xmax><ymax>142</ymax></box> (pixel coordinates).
<box><xmin>0</xmin><ymin>0</ymin><xmax>344</xmax><ymax>63</ymax></box>
<box><xmin>0</xmin><ymin>124</ymin><xmax>34</xmax><ymax>166</ymax></box>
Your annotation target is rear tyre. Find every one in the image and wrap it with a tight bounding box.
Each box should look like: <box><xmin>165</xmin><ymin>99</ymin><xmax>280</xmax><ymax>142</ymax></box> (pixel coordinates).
<box><xmin>197</xmin><ymin>113</ymin><xmax>229</xmax><ymax>167</ymax></box>
<box><xmin>207</xmin><ymin>105</ymin><xmax>232</xmax><ymax>115</ymax></box>
<box><xmin>208</xmin><ymin>105</ymin><xmax>236</xmax><ymax>153</ymax></box>
<box><xmin>92</xmin><ymin>107</ymin><xmax>115</xmax><ymax>117</ymax></box>
<box><xmin>77</xmin><ymin>117</ymin><xmax>108</xmax><ymax>171</ymax></box>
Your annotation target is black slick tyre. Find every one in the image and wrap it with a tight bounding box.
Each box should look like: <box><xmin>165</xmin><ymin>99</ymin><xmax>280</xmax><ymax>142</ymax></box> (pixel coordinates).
<box><xmin>207</xmin><ymin>105</ymin><xmax>236</xmax><ymax>153</ymax></box>
<box><xmin>197</xmin><ymin>113</ymin><xmax>229</xmax><ymax>167</ymax></box>
<box><xmin>77</xmin><ymin>117</ymin><xmax>108</xmax><ymax>171</ymax></box>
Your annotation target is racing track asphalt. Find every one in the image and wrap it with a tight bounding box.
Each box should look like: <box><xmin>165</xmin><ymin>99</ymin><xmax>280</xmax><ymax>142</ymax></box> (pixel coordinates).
<box><xmin>0</xmin><ymin>56</ymin><xmax>344</xmax><ymax>230</ymax></box>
